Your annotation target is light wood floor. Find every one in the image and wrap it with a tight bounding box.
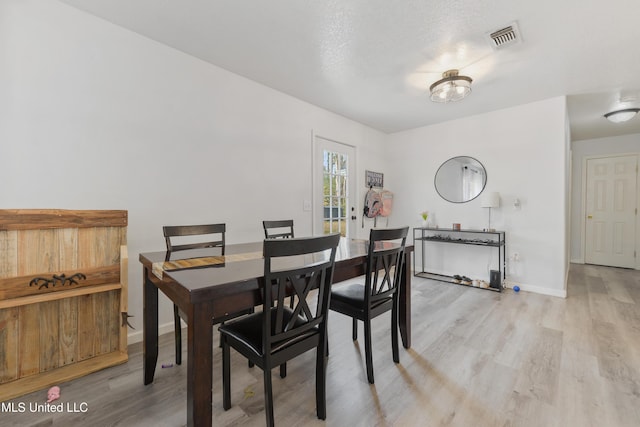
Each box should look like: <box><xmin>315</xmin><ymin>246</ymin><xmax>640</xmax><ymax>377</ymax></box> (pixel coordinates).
<box><xmin>3</xmin><ymin>263</ymin><xmax>640</xmax><ymax>427</ymax></box>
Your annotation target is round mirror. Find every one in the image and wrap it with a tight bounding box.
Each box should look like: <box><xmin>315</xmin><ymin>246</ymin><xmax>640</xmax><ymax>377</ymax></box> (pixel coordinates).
<box><xmin>434</xmin><ymin>156</ymin><xmax>487</xmax><ymax>203</ymax></box>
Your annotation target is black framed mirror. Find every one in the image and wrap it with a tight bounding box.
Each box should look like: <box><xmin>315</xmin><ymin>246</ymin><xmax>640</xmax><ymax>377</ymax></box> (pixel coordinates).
<box><xmin>434</xmin><ymin>156</ymin><xmax>487</xmax><ymax>203</ymax></box>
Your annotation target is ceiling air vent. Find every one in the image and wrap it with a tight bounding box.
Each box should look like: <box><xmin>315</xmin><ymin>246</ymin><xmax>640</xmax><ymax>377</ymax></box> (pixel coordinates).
<box><xmin>487</xmin><ymin>22</ymin><xmax>521</xmax><ymax>50</ymax></box>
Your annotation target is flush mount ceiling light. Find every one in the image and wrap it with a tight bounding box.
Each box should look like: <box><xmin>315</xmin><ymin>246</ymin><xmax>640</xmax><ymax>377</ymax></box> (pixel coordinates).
<box><xmin>430</xmin><ymin>69</ymin><xmax>472</xmax><ymax>103</ymax></box>
<box><xmin>604</xmin><ymin>108</ymin><xmax>640</xmax><ymax>123</ymax></box>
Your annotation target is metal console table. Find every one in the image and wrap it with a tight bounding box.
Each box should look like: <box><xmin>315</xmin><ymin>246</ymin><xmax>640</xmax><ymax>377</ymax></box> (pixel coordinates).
<box><xmin>413</xmin><ymin>227</ymin><xmax>506</xmax><ymax>292</ymax></box>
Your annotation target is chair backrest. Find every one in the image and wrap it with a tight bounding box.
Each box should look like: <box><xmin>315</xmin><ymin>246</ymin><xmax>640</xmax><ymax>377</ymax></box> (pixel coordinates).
<box><xmin>163</xmin><ymin>223</ymin><xmax>226</xmax><ymax>252</ymax></box>
<box><xmin>262</xmin><ymin>233</ymin><xmax>340</xmax><ymax>352</ymax></box>
<box><xmin>365</xmin><ymin>227</ymin><xmax>409</xmax><ymax>306</ymax></box>
<box><xmin>263</xmin><ymin>220</ymin><xmax>295</xmax><ymax>239</ymax></box>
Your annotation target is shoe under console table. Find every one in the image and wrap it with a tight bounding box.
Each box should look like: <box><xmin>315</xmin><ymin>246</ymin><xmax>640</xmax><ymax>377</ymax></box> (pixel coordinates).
<box><xmin>413</xmin><ymin>227</ymin><xmax>506</xmax><ymax>292</ymax></box>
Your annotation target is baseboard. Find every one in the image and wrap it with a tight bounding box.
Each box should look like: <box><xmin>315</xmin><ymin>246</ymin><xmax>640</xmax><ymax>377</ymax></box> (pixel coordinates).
<box><xmin>514</xmin><ymin>283</ymin><xmax>567</xmax><ymax>298</ymax></box>
<box><xmin>570</xmin><ymin>258</ymin><xmax>584</xmax><ymax>264</ymax></box>
<box><xmin>0</xmin><ymin>351</ymin><xmax>127</xmax><ymax>402</ymax></box>
<box><xmin>416</xmin><ymin>274</ymin><xmax>568</xmax><ymax>299</ymax></box>
<box><xmin>127</xmin><ymin>320</ymin><xmax>177</xmax><ymax>344</ymax></box>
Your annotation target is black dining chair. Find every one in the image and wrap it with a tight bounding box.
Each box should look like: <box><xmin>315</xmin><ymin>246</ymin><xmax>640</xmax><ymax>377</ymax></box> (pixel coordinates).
<box><xmin>329</xmin><ymin>226</ymin><xmax>409</xmax><ymax>384</ymax></box>
<box><xmin>263</xmin><ymin>219</ymin><xmax>296</xmax><ymax>308</ymax></box>
<box><xmin>163</xmin><ymin>223</ymin><xmax>253</xmax><ymax>365</ymax></box>
<box><xmin>219</xmin><ymin>233</ymin><xmax>340</xmax><ymax>427</ymax></box>
<box><xmin>262</xmin><ymin>219</ymin><xmax>294</xmax><ymax>239</ymax></box>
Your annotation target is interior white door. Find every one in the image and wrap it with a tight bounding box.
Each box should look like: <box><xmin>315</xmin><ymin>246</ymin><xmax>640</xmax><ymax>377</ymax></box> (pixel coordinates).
<box><xmin>584</xmin><ymin>155</ymin><xmax>638</xmax><ymax>268</ymax></box>
<box><xmin>313</xmin><ymin>136</ymin><xmax>356</xmax><ymax>238</ymax></box>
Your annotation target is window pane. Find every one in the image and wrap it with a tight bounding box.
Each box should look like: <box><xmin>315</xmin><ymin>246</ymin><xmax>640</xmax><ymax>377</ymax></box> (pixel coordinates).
<box><xmin>338</xmin><ymin>154</ymin><xmax>348</xmax><ymax>175</ymax></box>
<box><xmin>323</xmin><ymin>197</ymin><xmax>331</xmax><ymax>219</ymax></box>
<box><xmin>323</xmin><ymin>151</ymin><xmax>328</xmax><ymax>173</ymax></box>
<box><xmin>321</xmin><ymin>147</ymin><xmax>351</xmax><ymax>237</ymax></box>
<box><xmin>335</xmin><ymin>176</ymin><xmax>344</xmax><ymax>197</ymax></box>
<box><xmin>338</xmin><ymin>220</ymin><xmax>346</xmax><ymax>237</ymax></box>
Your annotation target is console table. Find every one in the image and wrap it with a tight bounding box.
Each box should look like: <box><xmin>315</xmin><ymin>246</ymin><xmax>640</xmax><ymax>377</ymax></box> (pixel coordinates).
<box><xmin>413</xmin><ymin>227</ymin><xmax>506</xmax><ymax>292</ymax></box>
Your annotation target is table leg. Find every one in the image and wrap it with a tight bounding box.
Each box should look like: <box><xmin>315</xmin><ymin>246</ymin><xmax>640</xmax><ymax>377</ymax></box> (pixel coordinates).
<box><xmin>398</xmin><ymin>252</ymin><xmax>411</xmax><ymax>349</ymax></box>
<box><xmin>187</xmin><ymin>302</ymin><xmax>214</xmax><ymax>427</ymax></box>
<box><xmin>143</xmin><ymin>268</ymin><xmax>159</xmax><ymax>385</ymax></box>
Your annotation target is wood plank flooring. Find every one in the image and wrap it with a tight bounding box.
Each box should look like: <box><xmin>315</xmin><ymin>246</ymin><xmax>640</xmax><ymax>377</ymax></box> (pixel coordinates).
<box><xmin>2</xmin><ymin>263</ymin><xmax>639</xmax><ymax>426</ymax></box>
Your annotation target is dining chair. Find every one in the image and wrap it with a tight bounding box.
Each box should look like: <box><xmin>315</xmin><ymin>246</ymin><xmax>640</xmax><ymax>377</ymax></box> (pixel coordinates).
<box><xmin>262</xmin><ymin>219</ymin><xmax>294</xmax><ymax>239</ymax></box>
<box><xmin>329</xmin><ymin>226</ymin><xmax>409</xmax><ymax>384</ymax></box>
<box><xmin>163</xmin><ymin>223</ymin><xmax>252</xmax><ymax>365</ymax></box>
<box><xmin>219</xmin><ymin>233</ymin><xmax>340</xmax><ymax>427</ymax></box>
<box><xmin>263</xmin><ymin>219</ymin><xmax>296</xmax><ymax>308</ymax></box>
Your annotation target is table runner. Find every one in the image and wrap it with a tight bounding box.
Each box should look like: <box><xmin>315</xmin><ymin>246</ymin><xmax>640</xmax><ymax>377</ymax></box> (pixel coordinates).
<box><xmin>151</xmin><ymin>251</ymin><xmax>263</xmax><ymax>279</ymax></box>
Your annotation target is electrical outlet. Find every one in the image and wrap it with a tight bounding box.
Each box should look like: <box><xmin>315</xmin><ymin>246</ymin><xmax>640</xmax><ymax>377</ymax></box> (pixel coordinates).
<box><xmin>303</xmin><ymin>200</ymin><xmax>312</xmax><ymax>211</ymax></box>
<box><xmin>512</xmin><ymin>252</ymin><xmax>520</xmax><ymax>262</ymax></box>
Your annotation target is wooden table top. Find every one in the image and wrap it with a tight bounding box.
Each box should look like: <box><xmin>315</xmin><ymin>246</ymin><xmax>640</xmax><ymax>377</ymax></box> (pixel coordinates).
<box><xmin>140</xmin><ymin>238</ymin><xmax>413</xmax><ymax>303</ymax></box>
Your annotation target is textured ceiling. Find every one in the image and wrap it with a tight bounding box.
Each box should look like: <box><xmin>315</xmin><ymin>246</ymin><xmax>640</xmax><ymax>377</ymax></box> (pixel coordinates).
<box><xmin>59</xmin><ymin>0</ymin><xmax>640</xmax><ymax>140</ymax></box>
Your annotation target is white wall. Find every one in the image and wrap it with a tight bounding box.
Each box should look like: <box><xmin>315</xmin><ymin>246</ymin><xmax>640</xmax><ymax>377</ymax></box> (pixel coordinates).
<box><xmin>1</xmin><ymin>1</ymin><xmax>574</xmax><ymax>347</ymax></box>
<box><xmin>0</xmin><ymin>1</ymin><xmax>387</xmax><ymax>341</ymax></box>
<box><xmin>570</xmin><ymin>133</ymin><xmax>640</xmax><ymax>266</ymax></box>
<box><xmin>564</xmin><ymin>105</ymin><xmax>573</xmax><ymax>291</ymax></box>
<box><xmin>387</xmin><ymin>97</ymin><xmax>569</xmax><ymax>297</ymax></box>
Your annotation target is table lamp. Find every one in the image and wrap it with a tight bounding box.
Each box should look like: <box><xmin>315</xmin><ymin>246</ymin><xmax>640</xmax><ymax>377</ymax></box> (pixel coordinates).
<box><xmin>481</xmin><ymin>192</ymin><xmax>500</xmax><ymax>231</ymax></box>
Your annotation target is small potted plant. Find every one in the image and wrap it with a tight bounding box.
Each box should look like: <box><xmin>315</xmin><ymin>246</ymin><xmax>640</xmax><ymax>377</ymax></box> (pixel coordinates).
<box><xmin>421</xmin><ymin>211</ymin><xmax>429</xmax><ymax>227</ymax></box>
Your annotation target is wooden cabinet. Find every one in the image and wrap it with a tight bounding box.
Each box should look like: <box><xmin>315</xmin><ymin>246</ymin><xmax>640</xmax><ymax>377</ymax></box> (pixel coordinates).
<box><xmin>0</xmin><ymin>209</ymin><xmax>128</xmax><ymax>402</ymax></box>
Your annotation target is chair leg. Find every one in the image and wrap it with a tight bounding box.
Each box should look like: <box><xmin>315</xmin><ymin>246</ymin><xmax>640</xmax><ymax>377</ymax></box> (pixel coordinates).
<box><xmin>173</xmin><ymin>304</ymin><xmax>182</xmax><ymax>365</ymax></box>
<box><xmin>391</xmin><ymin>299</ymin><xmax>400</xmax><ymax>364</ymax></box>
<box><xmin>364</xmin><ymin>318</ymin><xmax>374</xmax><ymax>384</ymax></box>
<box><xmin>316</xmin><ymin>341</ymin><xmax>327</xmax><ymax>419</ymax></box>
<box><xmin>352</xmin><ymin>317</ymin><xmax>358</xmax><ymax>341</ymax></box>
<box><xmin>326</xmin><ymin>327</ymin><xmax>330</xmax><ymax>356</ymax></box>
<box><xmin>263</xmin><ymin>368</ymin><xmax>275</xmax><ymax>427</ymax></box>
<box><xmin>280</xmin><ymin>363</ymin><xmax>287</xmax><ymax>378</ymax></box>
<box><xmin>222</xmin><ymin>339</ymin><xmax>231</xmax><ymax>410</ymax></box>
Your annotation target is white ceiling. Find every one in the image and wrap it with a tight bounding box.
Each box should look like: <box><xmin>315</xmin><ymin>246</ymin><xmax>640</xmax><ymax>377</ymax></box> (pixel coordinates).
<box><xmin>58</xmin><ymin>0</ymin><xmax>640</xmax><ymax>140</ymax></box>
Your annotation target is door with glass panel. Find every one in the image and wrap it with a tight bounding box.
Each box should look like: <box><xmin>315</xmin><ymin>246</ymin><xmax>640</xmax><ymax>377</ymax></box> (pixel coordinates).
<box><xmin>314</xmin><ymin>137</ymin><xmax>356</xmax><ymax>238</ymax></box>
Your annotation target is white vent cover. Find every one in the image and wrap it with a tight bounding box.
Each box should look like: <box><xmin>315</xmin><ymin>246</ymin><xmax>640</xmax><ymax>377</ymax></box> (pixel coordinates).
<box><xmin>487</xmin><ymin>22</ymin><xmax>522</xmax><ymax>50</ymax></box>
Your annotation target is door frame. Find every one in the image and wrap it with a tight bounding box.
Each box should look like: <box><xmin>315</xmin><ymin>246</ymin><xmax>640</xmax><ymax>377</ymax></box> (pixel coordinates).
<box><xmin>580</xmin><ymin>152</ymin><xmax>639</xmax><ymax>269</ymax></box>
<box><xmin>311</xmin><ymin>131</ymin><xmax>357</xmax><ymax>238</ymax></box>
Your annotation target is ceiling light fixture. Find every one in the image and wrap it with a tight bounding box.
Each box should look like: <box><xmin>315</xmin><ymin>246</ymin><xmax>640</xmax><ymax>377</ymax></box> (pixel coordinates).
<box><xmin>604</xmin><ymin>108</ymin><xmax>640</xmax><ymax>123</ymax></box>
<box><xmin>430</xmin><ymin>69</ymin><xmax>472</xmax><ymax>103</ymax></box>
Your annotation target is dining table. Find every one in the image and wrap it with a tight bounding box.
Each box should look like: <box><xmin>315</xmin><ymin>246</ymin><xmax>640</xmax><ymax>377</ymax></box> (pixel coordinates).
<box><xmin>140</xmin><ymin>237</ymin><xmax>414</xmax><ymax>427</ymax></box>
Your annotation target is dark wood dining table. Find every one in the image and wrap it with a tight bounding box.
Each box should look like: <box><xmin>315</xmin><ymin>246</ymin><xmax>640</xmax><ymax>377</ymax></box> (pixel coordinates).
<box><xmin>140</xmin><ymin>237</ymin><xmax>413</xmax><ymax>427</ymax></box>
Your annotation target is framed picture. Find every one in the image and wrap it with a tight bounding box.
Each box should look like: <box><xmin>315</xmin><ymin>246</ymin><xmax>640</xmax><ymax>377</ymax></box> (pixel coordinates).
<box><xmin>365</xmin><ymin>170</ymin><xmax>384</xmax><ymax>188</ymax></box>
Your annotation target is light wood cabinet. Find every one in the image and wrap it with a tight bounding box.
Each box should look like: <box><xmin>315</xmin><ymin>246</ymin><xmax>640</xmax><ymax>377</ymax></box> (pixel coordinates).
<box><xmin>0</xmin><ymin>209</ymin><xmax>128</xmax><ymax>402</ymax></box>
